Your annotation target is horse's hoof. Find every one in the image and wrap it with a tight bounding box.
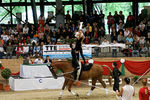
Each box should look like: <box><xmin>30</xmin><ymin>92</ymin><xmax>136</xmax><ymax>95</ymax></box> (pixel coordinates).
<box><xmin>76</xmin><ymin>93</ymin><xmax>79</xmax><ymax>97</ymax></box>
<box><xmin>58</xmin><ymin>97</ymin><xmax>62</xmax><ymax>100</ymax></box>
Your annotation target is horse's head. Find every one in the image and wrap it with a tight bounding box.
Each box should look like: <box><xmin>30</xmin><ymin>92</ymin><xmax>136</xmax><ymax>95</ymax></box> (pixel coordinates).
<box><xmin>50</xmin><ymin>62</ymin><xmax>58</xmax><ymax>74</ymax></box>
<box><xmin>48</xmin><ymin>63</ymin><xmax>58</xmax><ymax>79</ymax></box>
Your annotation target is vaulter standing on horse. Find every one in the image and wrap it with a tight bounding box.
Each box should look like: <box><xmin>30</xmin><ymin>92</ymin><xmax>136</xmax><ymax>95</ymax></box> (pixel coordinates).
<box><xmin>75</xmin><ymin>22</ymin><xmax>86</xmax><ymax>64</ymax></box>
<box><xmin>70</xmin><ymin>22</ymin><xmax>93</xmax><ymax>81</ymax></box>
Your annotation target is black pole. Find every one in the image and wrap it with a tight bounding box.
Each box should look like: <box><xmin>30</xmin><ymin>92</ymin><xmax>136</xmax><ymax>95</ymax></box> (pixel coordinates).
<box><xmin>40</xmin><ymin>0</ymin><xmax>44</xmax><ymax>16</ymax></box>
<box><xmin>10</xmin><ymin>0</ymin><xmax>13</xmax><ymax>24</ymax></box>
<box><xmin>25</xmin><ymin>0</ymin><xmax>28</xmax><ymax>22</ymax></box>
<box><xmin>132</xmin><ymin>0</ymin><xmax>138</xmax><ymax>25</ymax></box>
<box><xmin>31</xmin><ymin>0</ymin><xmax>38</xmax><ymax>30</ymax></box>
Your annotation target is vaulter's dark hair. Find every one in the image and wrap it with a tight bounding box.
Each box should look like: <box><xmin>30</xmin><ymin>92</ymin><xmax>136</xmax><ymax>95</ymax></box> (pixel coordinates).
<box><xmin>113</xmin><ymin>62</ymin><xmax>117</xmax><ymax>67</ymax></box>
<box><xmin>124</xmin><ymin>77</ymin><xmax>130</xmax><ymax>84</ymax></box>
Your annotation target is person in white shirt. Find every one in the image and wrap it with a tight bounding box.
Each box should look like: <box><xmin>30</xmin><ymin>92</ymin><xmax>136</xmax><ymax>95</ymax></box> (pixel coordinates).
<box><xmin>34</xmin><ymin>56</ymin><xmax>44</xmax><ymax>64</ymax></box>
<box><xmin>23</xmin><ymin>24</ymin><xmax>29</xmax><ymax>35</ymax></box>
<box><xmin>23</xmin><ymin>43</ymin><xmax>29</xmax><ymax>58</ymax></box>
<box><xmin>116</xmin><ymin>77</ymin><xmax>135</xmax><ymax>100</ymax></box>
<box><xmin>101</xmin><ymin>38</ymin><xmax>109</xmax><ymax>45</ymax></box>
<box><xmin>101</xmin><ymin>38</ymin><xmax>109</xmax><ymax>52</ymax></box>
<box><xmin>1</xmin><ymin>31</ymin><xmax>9</xmax><ymax>43</ymax></box>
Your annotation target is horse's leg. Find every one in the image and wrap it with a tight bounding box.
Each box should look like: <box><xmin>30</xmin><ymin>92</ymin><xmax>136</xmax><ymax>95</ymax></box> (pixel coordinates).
<box><xmin>98</xmin><ymin>77</ymin><xmax>108</xmax><ymax>96</ymax></box>
<box><xmin>87</xmin><ymin>78</ymin><xmax>97</xmax><ymax>96</ymax></box>
<box><xmin>58</xmin><ymin>78</ymin><xmax>68</xmax><ymax>100</ymax></box>
<box><xmin>68</xmin><ymin>80</ymin><xmax>79</xmax><ymax>97</ymax></box>
<box><xmin>108</xmin><ymin>75</ymin><xmax>112</xmax><ymax>86</ymax></box>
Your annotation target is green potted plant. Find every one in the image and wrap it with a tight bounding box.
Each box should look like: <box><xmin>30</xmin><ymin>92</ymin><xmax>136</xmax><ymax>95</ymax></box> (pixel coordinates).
<box><xmin>133</xmin><ymin>76</ymin><xmax>139</xmax><ymax>84</ymax></box>
<box><xmin>1</xmin><ymin>68</ymin><xmax>11</xmax><ymax>92</ymax></box>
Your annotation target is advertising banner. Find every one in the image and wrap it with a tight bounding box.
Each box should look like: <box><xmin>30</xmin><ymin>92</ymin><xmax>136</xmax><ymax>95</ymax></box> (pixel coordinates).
<box><xmin>43</xmin><ymin>45</ymin><xmax>92</xmax><ymax>59</ymax></box>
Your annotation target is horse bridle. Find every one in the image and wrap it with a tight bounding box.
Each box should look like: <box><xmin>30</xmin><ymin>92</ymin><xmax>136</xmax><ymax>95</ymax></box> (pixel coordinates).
<box><xmin>47</xmin><ymin>64</ymin><xmax>58</xmax><ymax>79</ymax></box>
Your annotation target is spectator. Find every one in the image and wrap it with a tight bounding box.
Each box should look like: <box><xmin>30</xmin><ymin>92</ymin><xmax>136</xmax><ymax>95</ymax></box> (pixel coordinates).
<box><xmin>94</xmin><ymin>40</ymin><xmax>100</xmax><ymax>57</ymax></box>
<box><xmin>144</xmin><ymin>20</ymin><xmax>150</xmax><ymax>41</ymax></box>
<box><xmin>139</xmin><ymin>78</ymin><xmax>150</xmax><ymax>100</ymax></box>
<box><xmin>119</xmin><ymin>11</ymin><xmax>125</xmax><ymax>24</ymax></box>
<box><xmin>23</xmin><ymin>56</ymin><xmax>32</xmax><ymax>64</ymax></box>
<box><xmin>33</xmin><ymin>43</ymin><xmax>41</xmax><ymax>57</ymax></box>
<box><xmin>111</xmin><ymin>29</ymin><xmax>117</xmax><ymax>42</ymax></box>
<box><xmin>139</xmin><ymin>36</ymin><xmax>146</xmax><ymax>45</ymax></box>
<box><xmin>70</xmin><ymin>23</ymin><xmax>77</xmax><ymax>33</ymax></box>
<box><xmin>107</xmin><ymin>12</ymin><xmax>114</xmax><ymax>34</ymax></box>
<box><xmin>23</xmin><ymin>43</ymin><xmax>29</xmax><ymax>58</ymax></box>
<box><xmin>13</xmin><ymin>28</ymin><xmax>18</xmax><ymax>37</ymax></box>
<box><xmin>139</xmin><ymin>44</ymin><xmax>148</xmax><ymax>57</ymax></box>
<box><xmin>0</xmin><ymin>42</ymin><xmax>4</xmax><ymax>59</ymax></box>
<box><xmin>101</xmin><ymin>38</ymin><xmax>109</xmax><ymax>52</ymax></box>
<box><xmin>102</xmin><ymin>38</ymin><xmax>109</xmax><ymax>45</ymax></box>
<box><xmin>14</xmin><ymin>37</ymin><xmax>19</xmax><ymax>46</ymax></box>
<box><xmin>93</xmin><ymin>11</ymin><xmax>99</xmax><ymax>23</ymax></box>
<box><xmin>93</xmin><ymin>27</ymin><xmax>100</xmax><ymax>41</ymax></box>
<box><xmin>85</xmin><ymin>27</ymin><xmax>92</xmax><ymax>39</ymax></box>
<box><xmin>38</xmin><ymin>14</ymin><xmax>45</xmax><ymax>26</ymax></box>
<box><xmin>132</xmin><ymin>41</ymin><xmax>140</xmax><ymax>57</ymax></box>
<box><xmin>126</xmin><ymin>12</ymin><xmax>135</xmax><ymax>28</ymax></box>
<box><xmin>86</xmin><ymin>23</ymin><xmax>92</xmax><ymax>33</ymax></box>
<box><xmin>1</xmin><ymin>30</ymin><xmax>9</xmax><ymax>44</ymax></box>
<box><xmin>126</xmin><ymin>34</ymin><xmax>133</xmax><ymax>44</ymax></box>
<box><xmin>44</xmin><ymin>55</ymin><xmax>52</xmax><ymax>64</ymax></box>
<box><xmin>16</xmin><ymin>21</ymin><xmax>23</xmax><ymax>33</ymax></box>
<box><xmin>79</xmin><ymin>11</ymin><xmax>86</xmax><ymax>24</ymax></box>
<box><xmin>6</xmin><ymin>42</ymin><xmax>14</xmax><ymax>59</ymax></box>
<box><xmin>8</xmin><ymin>27</ymin><xmax>14</xmax><ymax>35</ymax></box>
<box><xmin>123</xmin><ymin>40</ymin><xmax>132</xmax><ymax>57</ymax></box>
<box><xmin>88</xmin><ymin>12</ymin><xmax>94</xmax><ymax>25</ymax></box>
<box><xmin>112</xmin><ymin>40</ymin><xmax>117</xmax><ymax>57</ymax></box>
<box><xmin>0</xmin><ymin>37</ymin><xmax>4</xmax><ymax>46</ymax></box>
<box><xmin>138</xmin><ymin>10</ymin><xmax>146</xmax><ymax>23</ymax></box>
<box><xmin>44</xmin><ymin>24</ymin><xmax>51</xmax><ymax>35</ymax></box>
<box><xmin>34</xmin><ymin>56</ymin><xmax>43</xmax><ymax>64</ymax></box>
<box><xmin>99</xmin><ymin>10</ymin><xmax>105</xmax><ymax>28</ymax></box>
<box><xmin>29</xmin><ymin>45</ymin><xmax>33</xmax><ymax>57</ymax></box>
<box><xmin>23</xmin><ymin>24</ymin><xmax>29</xmax><ymax>38</ymax></box>
<box><xmin>58</xmin><ymin>23</ymin><xmax>64</xmax><ymax>33</ymax></box>
<box><xmin>114</xmin><ymin>11</ymin><xmax>119</xmax><ymax>25</ymax></box>
<box><xmin>84</xmin><ymin>36</ymin><xmax>90</xmax><ymax>44</ymax></box>
<box><xmin>145</xmin><ymin>40</ymin><xmax>150</xmax><ymax>56</ymax></box>
<box><xmin>116</xmin><ymin>77</ymin><xmax>135</xmax><ymax>100</ymax></box>
<box><xmin>65</xmin><ymin>10</ymin><xmax>71</xmax><ymax>23</ymax></box>
<box><xmin>140</xmin><ymin>25</ymin><xmax>146</xmax><ymax>37</ymax></box>
<box><xmin>124</xmin><ymin>28</ymin><xmax>130</xmax><ymax>37</ymax></box>
<box><xmin>133</xmin><ymin>26</ymin><xmax>141</xmax><ymax>37</ymax></box>
<box><xmin>118</xmin><ymin>20</ymin><xmax>124</xmax><ymax>31</ymax></box>
<box><xmin>117</xmin><ymin>30</ymin><xmax>125</xmax><ymax>43</ymax></box>
<box><xmin>99</xmin><ymin>26</ymin><xmax>105</xmax><ymax>37</ymax></box>
<box><xmin>16</xmin><ymin>43</ymin><xmax>24</xmax><ymax>58</ymax></box>
<box><xmin>45</xmin><ymin>12</ymin><xmax>55</xmax><ymax>26</ymax></box>
<box><xmin>139</xmin><ymin>21</ymin><xmax>145</xmax><ymax>31</ymax></box>
<box><xmin>38</xmin><ymin>24</ymin><xmax>44</xmax><ymax>34</ymax></box>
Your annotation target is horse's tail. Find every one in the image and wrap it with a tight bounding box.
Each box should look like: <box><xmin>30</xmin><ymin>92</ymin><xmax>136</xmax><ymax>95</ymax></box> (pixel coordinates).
<box><xmin>101</xmin><ymin>65</ymin><xmax>113</xmax><ymax>76</ymax></box>
<box><xmin>102</xmin><ymin>65</ymin><xmax>113</xmax><ymax>86</ymax></box>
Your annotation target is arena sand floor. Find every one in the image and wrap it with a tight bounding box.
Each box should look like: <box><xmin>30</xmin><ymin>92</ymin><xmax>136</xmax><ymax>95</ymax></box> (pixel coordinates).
<box><xmin>0</xmin><ymin>84</ymin><xmax>149</xmax><ymax>100</ymax></box>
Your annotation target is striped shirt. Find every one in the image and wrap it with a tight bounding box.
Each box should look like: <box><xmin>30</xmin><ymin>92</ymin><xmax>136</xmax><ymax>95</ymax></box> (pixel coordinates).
<box><xmin>121</xmin><ymin>85</ymin><xmax>134</xmax><ymax>100</ymax></box>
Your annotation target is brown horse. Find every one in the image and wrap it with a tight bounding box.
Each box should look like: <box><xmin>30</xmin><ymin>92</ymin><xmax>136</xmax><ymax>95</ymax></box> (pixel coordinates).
<box><xmin>51</xmin><ymin>61</ymin><xmax>112</xmax><ymax>100</ymax></box>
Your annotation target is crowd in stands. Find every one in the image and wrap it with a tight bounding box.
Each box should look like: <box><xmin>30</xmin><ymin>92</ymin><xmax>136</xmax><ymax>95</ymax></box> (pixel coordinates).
<box><xmin>0</xmin><ymin>10</ymin><xmax>150</xmax><ymax>59</ymax></box>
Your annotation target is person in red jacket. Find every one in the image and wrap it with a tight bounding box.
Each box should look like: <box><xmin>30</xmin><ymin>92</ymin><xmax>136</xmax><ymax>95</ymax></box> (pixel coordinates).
<box><xmin>139</xmin><ymin>78</ymin><xmax>150</xmax><ymax>100</ymax></box>
<box><xmin>16</xmin><ymin>43</ymin><xmax>24</xmax><ymax>58</ymax></box>
<box><xmin>107</xmin><ymin>12</ymin><xmax>114</xmax><ymax>34</ymax></box>
<box><xmin>126</xmin><ymin>12</ymin><xmax>135</xmax><ymax>28</ymax></box>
